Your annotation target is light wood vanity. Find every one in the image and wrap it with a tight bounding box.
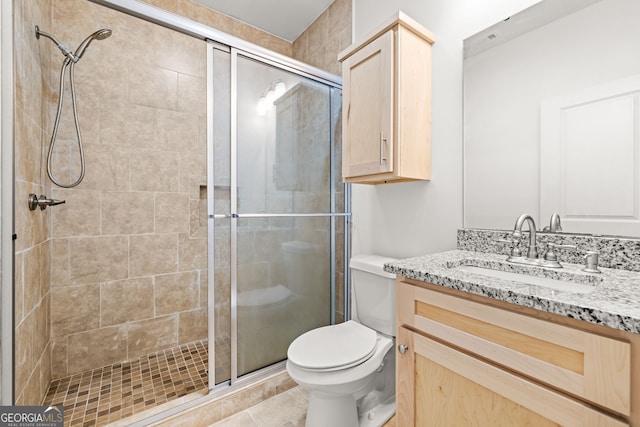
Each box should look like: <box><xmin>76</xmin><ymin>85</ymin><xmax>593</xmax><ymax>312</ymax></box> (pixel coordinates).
<box><xmin>338</xmin><ymin>12</ymin><xmax>434</xmax><ymax>184</ymax></box>
<box><xmin>395</xmin><ymin>278</ymin><xmax>639</xmax><ymax>426</ymax></box>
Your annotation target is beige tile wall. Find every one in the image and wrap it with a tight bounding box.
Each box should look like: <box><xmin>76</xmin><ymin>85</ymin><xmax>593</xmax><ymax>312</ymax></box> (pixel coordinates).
<box><xmin>14</xmin><ymin>0</ymin><xmax>54</xmax><ymax>405</ymax></box>
<box><xmin>292</xmin><ymin>0</ymin><xmax>352</xmax><ymax>75</ymax></box>
<box><xmin>13</xmin><ymin>0</ymin><xmax>351</xmax><ymax>405</ymax></box>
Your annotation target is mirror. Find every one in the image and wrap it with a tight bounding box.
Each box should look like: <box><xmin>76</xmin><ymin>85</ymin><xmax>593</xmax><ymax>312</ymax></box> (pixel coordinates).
<box><xmin>463</xmin><ymin>0</ymin><xmax>640</xmax><ymax>237</ymax></box>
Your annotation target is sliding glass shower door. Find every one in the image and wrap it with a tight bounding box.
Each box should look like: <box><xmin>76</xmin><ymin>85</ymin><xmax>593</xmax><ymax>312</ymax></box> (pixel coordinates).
<box><xmin>208</xmin><ymin>44</ymin><xmax>346</xmax><ymax>387</ymax></box>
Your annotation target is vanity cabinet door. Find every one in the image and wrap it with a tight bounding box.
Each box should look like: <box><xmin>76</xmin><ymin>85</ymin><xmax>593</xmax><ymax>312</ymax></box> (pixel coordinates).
<box><xmin>397</xmin><ymin>281</ymin><xmax>631</xmax><ymax>416</ymax></box>
<box><xmin>396</xmin><ymin>326</ymin><xmax>628</xmax><ymax>427</ymax></box>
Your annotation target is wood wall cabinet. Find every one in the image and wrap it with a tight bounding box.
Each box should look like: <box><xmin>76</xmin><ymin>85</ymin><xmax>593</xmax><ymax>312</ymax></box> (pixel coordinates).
<box><xmin>396</xmin><ymin>279</ymin><xmax>639</xmax><ymax>426</ymax></box>
<box><xmin>338</xmin><ymin>12</ymin><xmax>435</xmax><ymax>184</ymax></box>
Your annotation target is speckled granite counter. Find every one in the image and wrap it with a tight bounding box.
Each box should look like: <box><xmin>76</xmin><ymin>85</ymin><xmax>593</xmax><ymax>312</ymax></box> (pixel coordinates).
<box><xmin>385</xmin><ymin>250</ymin><xmax>640</xmax><ymax>334</ymax></box>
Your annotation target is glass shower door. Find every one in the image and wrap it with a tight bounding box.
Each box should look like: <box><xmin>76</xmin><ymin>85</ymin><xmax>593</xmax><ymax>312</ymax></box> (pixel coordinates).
<box><xmin>209</xmin><ymin>44</ymin><xmax>343</xmax><ymax>387</ymax></box>
<box><xmin>234</xmin><ymin>54</ymin><xmax>333</xmax><ymax>377</ymax></box>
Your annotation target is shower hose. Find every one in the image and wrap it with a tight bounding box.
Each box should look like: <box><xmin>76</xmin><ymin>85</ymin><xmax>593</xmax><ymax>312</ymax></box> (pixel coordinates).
<box><xmin>47</xmin><ymin>56</ymin><xmax>85</xmax><ymax>188</ymax></box>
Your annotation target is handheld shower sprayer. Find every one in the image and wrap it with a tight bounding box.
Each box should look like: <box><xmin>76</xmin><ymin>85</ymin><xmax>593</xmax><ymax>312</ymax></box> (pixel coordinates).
<box><xmin>74</xmin><ymin>28</ymin><xmax>113</xmax><ymax>60</ymax></box>
<box><xmin>35</xmin><ymin>25</ymin><xmax>112</xmax><ymax>188</ymax></box>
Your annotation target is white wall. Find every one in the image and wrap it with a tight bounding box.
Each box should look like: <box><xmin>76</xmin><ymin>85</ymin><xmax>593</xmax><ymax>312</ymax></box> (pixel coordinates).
<box><xmin>351</xmin><ymin>0</ymin><xmax>541</xmax><ymax>259</ymax></box>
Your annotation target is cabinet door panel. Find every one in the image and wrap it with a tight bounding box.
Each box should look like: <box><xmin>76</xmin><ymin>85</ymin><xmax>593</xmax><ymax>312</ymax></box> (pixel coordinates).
<box><xmin>342</xmin><ymin>30</ymin><xmax>393</xmax><ymax>178</ymax></box>
<box><xmin>396</xmin><ymin>328</ymin><xmax>628</xmax><ymax>427</ymax></box>
<box><xmin>398</xmin><ymin>281</ymin><xmax>631</xmax><ymax>415</ymax></box>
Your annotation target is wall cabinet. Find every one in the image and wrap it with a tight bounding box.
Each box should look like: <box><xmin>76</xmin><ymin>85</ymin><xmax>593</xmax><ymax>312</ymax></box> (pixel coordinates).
<box><xmin>338</xmin><ymin>12</ymin><xmax>435</xmax><ymax>184</ymax></box>
<box><xmin>396</xmin><ymin>279</ymin><xmax>638</xmax><ymax>426</ymax></box>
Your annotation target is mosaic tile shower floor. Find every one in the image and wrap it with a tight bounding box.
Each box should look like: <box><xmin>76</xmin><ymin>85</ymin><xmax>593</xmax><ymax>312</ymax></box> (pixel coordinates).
<box><xmin>43</xmin><ymin>340</ymin><xmax>210</xmax><ymax>426</ymax></box>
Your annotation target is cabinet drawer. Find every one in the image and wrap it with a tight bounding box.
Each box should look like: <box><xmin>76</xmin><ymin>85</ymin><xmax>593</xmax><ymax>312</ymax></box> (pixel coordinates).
<box><xmin>397</xmin><ymin>281</ymin><xmax>631</xmax><ymax>415</ymax></box>
<box><xmin>397</xmin><ymin>327</ymin><xmax>628</xmax><ymax>427</ymax></box>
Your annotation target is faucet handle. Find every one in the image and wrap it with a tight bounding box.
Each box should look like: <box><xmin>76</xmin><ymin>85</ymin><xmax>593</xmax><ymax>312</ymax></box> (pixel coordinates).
<box><xmin>543</xmin><ymin>243</ymin><xmax>577</xmax><ymax>267</ymax></box>
<box><xmin>494</xmin><ymin>238</ymin><xmax>522</xmax><ymax>258</ymax></box>
<box><xmin>583</xmin><ymin>250</ymin><xmax>601</xmax><ymax>274</ymax></box>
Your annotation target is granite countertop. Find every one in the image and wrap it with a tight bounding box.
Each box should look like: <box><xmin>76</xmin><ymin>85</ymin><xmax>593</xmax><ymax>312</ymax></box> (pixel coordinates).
<box><xmin>384</xmin><ymin>250</ymin><xmax>640</xmax><ymax>334</ymax></box>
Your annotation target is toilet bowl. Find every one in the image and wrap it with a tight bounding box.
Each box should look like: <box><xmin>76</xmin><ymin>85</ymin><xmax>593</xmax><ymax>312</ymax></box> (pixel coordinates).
<box><xmin>286</xmin><ymin>255</ymin><xmax>398</xmax><ymax>427</ymax></box>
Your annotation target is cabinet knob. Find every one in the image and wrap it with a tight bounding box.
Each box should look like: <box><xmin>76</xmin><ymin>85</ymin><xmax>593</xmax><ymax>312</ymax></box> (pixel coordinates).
<box><xmin>398</xmin><ymin>344</ymin><xmax>408</xmax><ymax>355</ymax></box>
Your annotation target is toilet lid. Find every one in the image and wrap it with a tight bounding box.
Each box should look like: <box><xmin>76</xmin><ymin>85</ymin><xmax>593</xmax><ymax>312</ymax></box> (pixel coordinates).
<box><xmin>287</xmin><ymin>321</ymin><xmax>377</xmax><ymax>371</ymax></box>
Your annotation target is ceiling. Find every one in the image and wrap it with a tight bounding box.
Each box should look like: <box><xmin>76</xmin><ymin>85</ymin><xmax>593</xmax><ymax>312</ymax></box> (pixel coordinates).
<box><xmin>192</xmin><ymin>0</ymin><xmax>335</xmax><ymax>42</ymax></box>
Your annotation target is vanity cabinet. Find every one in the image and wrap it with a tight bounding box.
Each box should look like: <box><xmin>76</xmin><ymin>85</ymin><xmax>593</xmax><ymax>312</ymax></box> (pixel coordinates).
<box><xmin>337</xmin><ymin>12</ymin><xmax>435</xmax><ymax>184</ymax></box>
<box><xmin>396</xmin><ymin>279</ymin><xmax>637</xmax><ymax>426</ymax></box>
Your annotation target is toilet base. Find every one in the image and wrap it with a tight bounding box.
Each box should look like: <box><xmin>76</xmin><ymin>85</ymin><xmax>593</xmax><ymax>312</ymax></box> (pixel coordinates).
<box><xmin>358</xmin><ymin>397</ymin><xmax>395</xmax><ymax>427</ymax></box>
<box><xmin>306</xmin><ymin>393</ymin><xmax>358</xmax><ymax>427</ymax></box>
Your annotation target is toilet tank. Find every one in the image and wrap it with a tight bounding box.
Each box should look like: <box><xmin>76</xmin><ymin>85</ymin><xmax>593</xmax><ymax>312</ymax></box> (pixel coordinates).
<box><xmin>350</xmin><ymin>255</ymin><xmax>398</xmax><ymax>336</ymax></box>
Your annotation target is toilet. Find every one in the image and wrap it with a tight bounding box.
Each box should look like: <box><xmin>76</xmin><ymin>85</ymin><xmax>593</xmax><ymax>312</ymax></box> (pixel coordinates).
<box><xmin>286</xmin><ymin>254</ymin><xmax>397</xmax><ymax>427</ymax></box>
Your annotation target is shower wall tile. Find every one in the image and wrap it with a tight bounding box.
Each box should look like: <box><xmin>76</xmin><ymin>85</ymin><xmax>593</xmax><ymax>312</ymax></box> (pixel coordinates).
<box><xmin>14</xmin><ymin>312</ymin><xmax>35</xmax><ymax>398</ymax></box>
<box><xmin>67</xmin><ymin>325</ymin><xmax>128</xmax><ymax>374</ymax></box>
<box><xmin>129</xmin><ymin>150</ymin><xmax>180</xmax><ymax>192</ymax></box>
<box><xmin>291</xmin><ymin>0</ymin><xmax>351</xmax><ymax>75</ymax></box>
<box><xmin>154</xmin><ymin>108</ymin><xmax>199</xmax><ymax>152</ymax></box>
<box><xmin>143</xmin><ymin>0</ymin><xmax>179</xmax><ymax>13</ymax></box>
<box><xmin>130</xmin><ymin>234</ymin><xmax>178</xmax><ymax>277</ymax></box>
<box><xmin>154</xmin><ymin>30</ymin><xmax>206</xmax><ymax>77</ymax></box>
<box><xmin>178</xmin><ymin>307</ymin><xmax>209</xmax><ymax>344</ymax></box>
<box><xmin>14</xmin><ymin>107</ymin><xmax>42</xmax><ymax>184</ymax></box>
<box><xmin>155</xmin><ymin>271</ymin><xmax>199</xmax><ymax>315</ymax></box>
<box><xmin>200</xmin><ymin>269</ymin><xmax>210</xmax><ymax>308</ymax></box>
<box><xmin>99</xmin><ymin>101</ymin><xmax>156</xmax><ymax>148</ymax></box>
<box><xmin>51</xmin><ymin>284</ymin><xmax>100</xmax><ymax>337</ymax></box>
<box><xmin>23</xmin><ymin>245</ymin><xmax>44</xmax><ymax>315</ymax></box>
<box><xmin>102</xmin><ymin>191</ymin><xmax>155</xmax><ymax>235</ymax></box>
<box><xmin>51</xmin><ymin>189</ymin><xmax>102</xmax><ymax>237</ymax></box>
<box><xmin>50</xmin><ymin>338</ymin><xmax>68</xmax><ymax>379</ymax></box>
<box><xmin>75</xmin><ymin>58</ymin><xmax>129</xmax><ymax>102</ymax></box>
<box><xmin>33</xmin><ymin>294</ymin><xmax>50</xmax><ymax>364</ymax></box>
<box><xmin>127</xmin><ymin>315</ymin><xmax>178</xmax><ymax>359</ymax></box>
<box><xmin>178</xmin><ymin>233</ymin><xmax>207</xmax><ymax>270</ymax></box>
<box><xmin>101</xmin><ymin>277</ymin><xmax>155</xmax><ymax>326</ymax></box>
<box><xmin>15</xmin><ymin>254</ymin><xmax>24</xmax><ymax>323</ymax></box>
<box><xmin>69</xmin><ymin>236</ymin><xmax>129</xmax><ymax>284</ymax></box>
<box><xmin>16</xmin><ymin>363</ymin><xmax>42</xmax><ymax>407</ymax></box>
<box><xmin>156</xmin><ymin>192</ymin><xmax>190</xmax><ymax>233</ymax></box>
<box><xmin>178</xmin><ymin>74</ymin><xmax>207</xmax><ymax>116</ymax></box>
<box><xmin>50</xmin><ymin>238</ymin><xmax>70</xmax><ymax>287</ymax></box>
<box><xmin>80</xmin><ymin>143</ymin><xmax>131</xmax><ymax>190</ymax></box>
<box><xmin>128</xmin><ymin>65</ymin><xmax>178</xmax><ymax>110</ymax></box>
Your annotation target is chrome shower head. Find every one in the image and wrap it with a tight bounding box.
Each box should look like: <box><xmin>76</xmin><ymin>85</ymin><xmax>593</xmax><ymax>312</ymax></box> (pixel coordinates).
<box><xmin>74</xmin><ymin>28</ymin><xmax>112</xmax><ymax>60</ymax></box>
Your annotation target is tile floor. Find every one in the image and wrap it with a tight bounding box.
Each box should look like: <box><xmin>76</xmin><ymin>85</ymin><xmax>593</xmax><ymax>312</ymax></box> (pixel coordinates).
<box><xmin>208</xmin><ymin>386</ymin><xmax>308</xmax><ymax>427</ymax></box>
<box><xmin>208</xmin><ymin>387</ymin><xmax>397</xmax><ymax>427</ymax></box>
<box><xmin>43</xmin><ymin>340</ymin><xmax>209</xmax><ymax>426</ymax></box>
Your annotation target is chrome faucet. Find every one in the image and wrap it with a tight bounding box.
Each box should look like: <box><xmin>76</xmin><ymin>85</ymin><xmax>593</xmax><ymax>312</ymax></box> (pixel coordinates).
<box><xmin>511</xmin><ymin>214</ymin><xmax>538</xmax><ymax>260</ymax></box>
<box><xmin>543</xmin><ymin>213</ymin><xmax>562</xmax><ymax>233</ymax></box>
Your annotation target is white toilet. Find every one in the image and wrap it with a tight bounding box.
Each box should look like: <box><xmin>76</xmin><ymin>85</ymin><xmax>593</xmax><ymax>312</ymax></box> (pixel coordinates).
<box><xmin>286</xmin><ymin>254</ymin><xmax>397</xmax><ymax>427</ymax></box>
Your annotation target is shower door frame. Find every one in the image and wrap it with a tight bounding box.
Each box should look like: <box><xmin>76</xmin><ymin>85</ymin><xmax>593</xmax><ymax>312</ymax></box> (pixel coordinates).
<box><xmin>207</xmin><ymin>42</ymin><xmax>350</xmax><ymax>390</ymax></box>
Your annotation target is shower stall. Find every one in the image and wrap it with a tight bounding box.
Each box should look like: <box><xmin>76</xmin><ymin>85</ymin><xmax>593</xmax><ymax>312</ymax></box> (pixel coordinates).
<box><xmin>11</xmin><ymin>0</ymin><xmax>348</xmax><ymax>423</ymax></box>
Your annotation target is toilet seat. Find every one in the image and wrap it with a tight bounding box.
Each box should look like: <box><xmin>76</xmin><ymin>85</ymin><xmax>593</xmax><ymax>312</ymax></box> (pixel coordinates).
<box><xmin>287</xmin><ymin>321</ymin><xmax>378</xmax><ymax>371</ymax></box>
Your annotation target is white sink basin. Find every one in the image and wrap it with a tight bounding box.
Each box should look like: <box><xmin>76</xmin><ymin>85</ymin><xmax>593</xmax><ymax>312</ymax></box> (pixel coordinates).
<box><xmin>454</xmin><ymin>265</ymin><xmax>595</xmax><ymax>294</ymax></box>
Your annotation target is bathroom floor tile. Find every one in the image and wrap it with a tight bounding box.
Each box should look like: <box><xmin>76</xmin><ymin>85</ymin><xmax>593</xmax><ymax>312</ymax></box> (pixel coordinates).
<box><xmin>43</xmin><ymin>340</ymin><xmax>210</xmax><ymax>426</ymax></box>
